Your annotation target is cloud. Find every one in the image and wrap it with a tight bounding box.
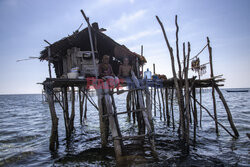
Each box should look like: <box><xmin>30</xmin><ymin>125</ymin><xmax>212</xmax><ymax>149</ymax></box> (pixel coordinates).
<box><xmin>109</xmin><ymin>9</ymin><xmax>147</xmax><ymax>31</ymax></box>
<box><xmin>117</xmin><ymin>29</ymin><xmax>161</xmax><ymax>43</ymax></box>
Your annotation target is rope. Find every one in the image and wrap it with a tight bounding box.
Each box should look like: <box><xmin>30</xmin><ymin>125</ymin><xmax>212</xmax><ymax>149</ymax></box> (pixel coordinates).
<box><xmin>189</xmin><ymin>44</ymin><xmax>208</xmax><ymax>61</ymax></box>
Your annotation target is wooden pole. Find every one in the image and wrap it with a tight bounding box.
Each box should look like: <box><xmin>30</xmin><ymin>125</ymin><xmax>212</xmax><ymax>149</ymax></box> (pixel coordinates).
<box><xmin>214</xmin><ymin>86</ymin><xmax>239</xmax><ymax>137</ymax></box>
<box><xmin>45</xmin><ymin>85</ymin><xmax>59</xmax><ymax>151</ymax></box>
<box><xmin>70</xmin><ymin>86</ymin><xmax>75</xmax><ymax>132</ymax></box>
<box><xmin>190</xmin><ymin>94</ymin><xmax>238</xmax><ymax>139</ymax></box>
<box><xmin>165</xmin><ymin>87</ymin><xmax>170</xmax><ymax>126</ymax></box>
<box><xmin>79</xmin><ymin>87</ymin><xmax>84</xmax><ymax>125</ymax></box>
<box><xmin>157</xmin><ymin>87</ymin><xmax>162</xmax><ymax>120</ymax></box>
<box><xmin>126</xmin><ymin>91</ymin><xmax>132</xmax><ymax>121</ymax></box>
<box><xmin>192</xmin><ymin>87</ymin><xmax>197</xmax><ymax>143</ymax></box>
<box><xmin>141</xmin><ymin>45</ymin><xmax>144</xmax><ymax>78</ymax></box>
<box><xmin>48</xmin><ymin>47</ymin><xmax>52</xmax><ymax>78</ymax></box>
<box><xmin>154</xmin><ymin>84</ymin><xmax>156</xmax><ymax>117</ymax></box>
<box><xmin>62</xmin><ymin>87</ymin><xmax>70</xmax><ymax>138</ymax></box>
<box><xmin>80</xmin><ymin>10</ymin><xmax>98</xmax><ymax>79</ymax></box>
<box><xmin>171</xmin><ymin>88</ymin><xmax>175</xmax><ymax>129</ymax></box>
<box><xmin>156</xmin><ymin>16</ymin><xmax>185</xmax><ymax>138</ymax></box>
<box><xmin>175</xmin><ymin>15</ymin><xmax>182</xmax><ymax>80</ymax></box>
<box><xmin>207</xmin><ymin>37</ymin><xmax>219</xmax><ymax>134</ymax></box>
<box><xmin>184</xmin><ymin>42</ymin><xmax>191</xmax><ymax>149</ymax></box>
<box><xmin>161</xmin><ymin>88</ymin><xmax>166</xmax><ymax>122</ymax></box>
<box><xmin>199</xmin><ymin>74</ymin><xmax>202</xmax><ymax>127</ymax></box>
<box><xmin>84</xmin><ymin>92</ymin><xmax>87</xmax><ymax>119</ymax></box>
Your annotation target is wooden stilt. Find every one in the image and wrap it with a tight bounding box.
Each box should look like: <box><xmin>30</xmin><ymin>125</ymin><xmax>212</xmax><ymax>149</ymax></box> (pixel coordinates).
<box><xmin>192</xmin><ymin>87</ymin><xmax>198</xmax><ymax>143</ymax></box>
<box><xmin>84</xmin><ymin>92</ymin><xmax>87</xmax><ymax>119</ymax></box>
<box><xmin>165</xmin><ymin>87</ymin><xmax>170</xmax><ymax>126</ymax></box>
<box><xmin>126</xmin><ymin>91</ymin><xmax>132</xmax><ymax>121</ymax></box>
<box><xmin>207</xmin><ymin>37</ymin><xmax>219</xmax><ymax>134</ymax></box>
<box><xmin>191</xmin><ymin>94</ymin><xmax>238</xmax><ymax>139</ymax></box>
<box><xmin>184</xmin><ymin>42</ymin><xmax>191</xmax><ymax>149</ymax></box>
<box><xmin>79</xmin><ymin>87</ymin><xmax>84</xmax><ymax>125</ymax></box>
<box><xmin>45</xmin><ymin>85</ymin><xmax>59</xmax><ymax>151</ymax></box>
<box><xmin>199</xmin><ymin>74</ymin><xmax>202</xmax><ymax>127</ymax></box>
<box><xmin>154</xmin><ymin>85</ymin><xmax>156</xmax><ymax>117</ymax></box>
<box><xmin>161</xmin><ymin>88</ymin><xmax>166</xmax><ymax>122</ymax></box>
<box><xmin>171</xmin><ymin>88</ymin><xmax>175</xmax><ymax>129</ymax></box>
<box><xmin>70</xmin><ymin>86</ymin><xmax>75</xmax><ymax>132</ymax></box>
<box><xmin>214</xmin><ymin>86</ymin><xmax>239</xmax><ymax>137</ymax></box>
<box><xmin>157</xmin><ymin>88</ymin><xmax>162</xmax><ymax>120</ymax></box>
<box><xmin>62</xmin><ymin>86</ymin><xmax>70</xmax><ymax>138</ymax></box>
<box><xmin>156</xmin><ymin>16</ymin><xmax>185</xmax><ymax>138</ymax></box>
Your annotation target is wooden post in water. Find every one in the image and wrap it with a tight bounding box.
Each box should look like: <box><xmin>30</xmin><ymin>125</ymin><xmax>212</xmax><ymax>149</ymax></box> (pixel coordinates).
<box><xmin>214</xmin><ymin>86</ymin><xmax>239</xmax><ymax>137</ymax></box>
<box><xmin>156</xmin><ymin>15</ymin><xmax>185</xmax><ymax>139</ymax></box>
<box><xmin>199</xmin><ymin>74</ymin><xmax>202</xmax><ymax>127</ymax></box>
<box><xmin>70</xmin><ymin>86</ymin><xmax>75</xmax><ymax>132</ymax></box>
<box><xmin>161</xmin><ymin>88</ymin><xmax>166</xmax><ymax>122</ymax></box>
<box><xmin>45</xmin><ymin>84</ymin><xmax>59</xmax><ymax>151</ymax></box>
<box><xmin>157</xmin><ymin>87</ymin><xmax>162</xmax><ymax>120</ymax></box>
<box><xmin>84</xmin><ymin>92</ymin><xmax>87</xmax><ymax>119</ymax></box>
<box><xmin>165</xmin><ymin>87</ymin><xmax>170</xmax><ymax>126</ymax></box>
<box><xmin>153</xmin><ymin>63</ymin><xmax>156</xmax><ymax>117</ymax></box>
<box><xmin>126</xmin><ymin>91</ymin><xmax>132</xmax><ymax>122</ymax></box>
<box><xmin>184</xmin><ymin>42</ymin><xmax>191</xmax><ymax>149</ymax></box>
<box><xmin>62</xmin><ymin>86</ymin><xmax>70</xmax><ymax>138</ymax></box>
<box><xmin>79</xmin><ymin>87</ymin><xmax>84</xmax><ymax>125</ymax></box>
<box><xmin>171</xmin><ymin>87</ymin><xmax>175</xmax><ymax>129</ymax></box>
<box><xmin>207</xmin><ymin>37</ymin><xmax>219</xmax><ymax>134</ymax></box>
<box><xmin>192</xmin><ymin>87</ymin><xmax>198</xmax><ymax>143</ymax></box>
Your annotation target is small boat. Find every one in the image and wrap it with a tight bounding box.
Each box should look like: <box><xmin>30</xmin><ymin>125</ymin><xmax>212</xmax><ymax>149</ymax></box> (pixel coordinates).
<box><xmin>226</xmin><ymin>90</ymin><xmax>249</xmax><ymax>93</ymax></box>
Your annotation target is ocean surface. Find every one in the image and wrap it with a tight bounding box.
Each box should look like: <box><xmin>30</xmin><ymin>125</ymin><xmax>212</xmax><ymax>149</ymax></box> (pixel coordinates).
<box><xmin>0</xmin><ymin>88</ymin><xmax>249</xmax><ymax>166</ymax></box>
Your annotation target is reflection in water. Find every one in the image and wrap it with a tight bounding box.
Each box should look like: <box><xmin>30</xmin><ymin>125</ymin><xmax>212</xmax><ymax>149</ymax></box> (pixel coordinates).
<box><xmin>0</xmin><ymin>89</ymin><xmax>250</xmax><ymax>166</ymax></box>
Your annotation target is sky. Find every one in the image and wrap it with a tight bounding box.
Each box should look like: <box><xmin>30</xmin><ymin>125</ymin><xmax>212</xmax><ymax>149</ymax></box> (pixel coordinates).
<box><xmin>0</xmin><ymin>0</ymin><xmax>249</xmax><ymax>94</ymax></box>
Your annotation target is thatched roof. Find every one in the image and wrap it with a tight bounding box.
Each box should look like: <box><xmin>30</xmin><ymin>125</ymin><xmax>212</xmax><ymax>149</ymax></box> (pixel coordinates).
<box><xmin>39</xmin><ymin>24</ymin><xmax>146</xmax><ymax>65</ymax></box>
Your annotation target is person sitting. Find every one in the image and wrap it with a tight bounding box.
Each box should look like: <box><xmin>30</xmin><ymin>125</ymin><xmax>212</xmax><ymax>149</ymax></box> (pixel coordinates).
<box><xmin>118</xmin><ymin>57</ymin><xmax>132</xmax><ymax>78</ymax></box>
<box><xmin>98</xmin><ymin>55</ymin><xmax>119</xmax><ymax>89</ymax></box>
<box><xmin>99</xmin><ymin>55</ymin><xmax>114</xmax><ymax>77</ymax></box>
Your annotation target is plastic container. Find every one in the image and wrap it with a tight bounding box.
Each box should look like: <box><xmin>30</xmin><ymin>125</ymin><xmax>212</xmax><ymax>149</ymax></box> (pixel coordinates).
<box><xmin>67</xmin><ymin>72</ymin><xmax>79</xmax><ymax>79</ymax></box>
<box><xmin>144</xmin><ymin>68</ymin><xmax>152</xmax><ymax>80</ymax></box>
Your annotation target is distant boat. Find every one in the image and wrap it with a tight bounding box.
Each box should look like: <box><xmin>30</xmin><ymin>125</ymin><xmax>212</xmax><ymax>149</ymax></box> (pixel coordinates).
<box><xmin>226</xmin><ymin>90</ymin><xmax>249</xmax><ymax>93</ymax></box>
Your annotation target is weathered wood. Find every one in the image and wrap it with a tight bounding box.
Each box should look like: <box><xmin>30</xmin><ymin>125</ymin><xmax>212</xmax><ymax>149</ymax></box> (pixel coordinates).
<box><xmin>103</xmin><ymin>83</ymin><xmax>123</xmax><ymax>158</ymax></box>
<box><xmin>192</xmin><ymin>88</ymin><xmax>197</xmax><ymax>143</ymax></box>
<box><xmin>84</xmin><ymin>92</ymin><xmax>87</xmax><ymax>119</ymax></box>
<box><xmin>157</xmin><ymin>88</ymin><xmax>162</xmax><ymax>120</ymax></box>
<box><xmin>97</xmin><ymin>91</ymin><xmax>109</xmax><ymax>147</ymax></box>
<box><xmin>165</xmin><ymin>87</ymin><xmax>170</xmax><ymax>126</ymax></box>
<box><xmin>62</xmin><ymin>87</ymin><xmax>70</xmax><ymax>138</ymax></box>
<box><xmin>207</xmin><ymin>37</ymin><xmax>219</xmax><ymax>134</ymax></box>
<box><xmin>131</xmin><ymin>71</ymin><xmax>156</xmax><ymax>155</ymax></box>
<box><xmin>184</xmin><ymin>42</ymin><xmax>191</xmax><ymax>148</ymax></box>
<box><xmin>199</xmin><ymin>75</ymin><xmax>202</xmax><ymax>127</ymax></box>
<box><xmin>126</xmin><ymin>91</ymin><xmax>132</xmax><ymax>121</ymax></box>
<box><xmin>47</xmin><ymin>47</ymin><xmax>52</xmax><ymax>78</ymax></box>
<box><xmin>79</xmin><ymin>87</ymin><xmax>84</xmax><ymax>125</ymax></box>
<box><xmin>70</xmin><ymin>86</ymin><xmax>75</xmax><ymax>132</ymax></box>
<box><xmin>171</xmin><ymin>88</ymin><xmax>175</xmax><ymax>129</ymax></box>
<box><xmin>190</xmin><ymin>94</ymin><xmax>238</xmax><ymax>139</ymax></box>
<box><xmin>154</xmin><ymin>85</ymin><xmax>156</xmax><ymax>117</ymax></box>
<box><xmin>156</xmin><ymin>15</ymin><xmax>185</xmax><ymax>138</ymax></box>
<box><xmin>175</xmin><ymin>15</ymin><xmax>182</xmax><ymax>80</ymax></box>
<box><xmin>214</xmin><ymin>86</ymin><xmax>239</xmax><ymax>137</ymax></box>
<box><xmin>161</xmin><ymin>88</ymin><xmax>166</xmax><ymax>122</ymax></box>
<box><xmin>45</xmin><ymin>85</ymin><xmax>59</xmax><ymax>151</ymax></box>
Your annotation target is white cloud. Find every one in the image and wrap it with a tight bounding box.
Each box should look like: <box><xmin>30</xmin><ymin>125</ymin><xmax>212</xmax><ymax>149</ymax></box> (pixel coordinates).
<box><xmin>117</xmin><ymin>29</ymin><xmax>161</xmax><ymax>43</ymax></box>
<box><xmin>109</xmin><ymin>9</ymin><xmax>147</xmax><ymax>31</ymax></box>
